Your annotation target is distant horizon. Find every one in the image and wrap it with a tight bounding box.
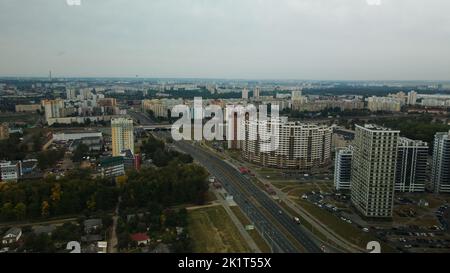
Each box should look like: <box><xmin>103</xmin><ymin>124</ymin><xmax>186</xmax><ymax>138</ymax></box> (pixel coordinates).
<box><xmin>2</xmin><ymin>75</ymin><xmax>450</xmax><ymax>84</ymax></box>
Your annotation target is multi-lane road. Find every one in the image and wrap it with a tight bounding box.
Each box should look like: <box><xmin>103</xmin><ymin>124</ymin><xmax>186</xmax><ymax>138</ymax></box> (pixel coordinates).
<box><xmin>128</xmin><ymin>110</ymin><xmax>156</xmax><ymax>126</ymax></box>
<box><xmin>173</xmin><ymin>140</ymin><xmax>324</xmax><ymax>253</ymax></box>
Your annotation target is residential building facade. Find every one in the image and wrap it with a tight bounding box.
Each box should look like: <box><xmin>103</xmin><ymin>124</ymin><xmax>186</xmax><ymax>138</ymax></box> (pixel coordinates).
<box><xmin>241</xmin><ymin>120</ymin><xmax>332</xmax><ymax>170</ymax></box>
<box><xmin>0</xmin><ymin>123</ymin><xmax>9</xmax><ymax>140</ymax></box>
<box><xmin>111</xmin><ymin>117</ymin><xmax>134</xmax><ymax>156</ymax></box>
<box><xmin>334</xmin><ymin>146</ymin><xmax>353</xmax><ymax>191</ymax></box>
<box><xmin>431</xmin><ymin>131</ymin><xmax>450</xmax><ymax>193</ymax></box>
<box><xmin>395</xmin><ymin>137</ymin><xmax>428</xmax><ymax>192</ymax></box>
<box><xmin>351</xmin><ymin>124</ymin><xmax>399</xmax><ymax>218</ymax></box>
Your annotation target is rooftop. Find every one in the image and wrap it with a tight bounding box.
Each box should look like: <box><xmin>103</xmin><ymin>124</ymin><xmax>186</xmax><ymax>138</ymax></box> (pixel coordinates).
<box><xmin>3</xmin><ymin>227</ymin><xmax>21</xmax><ymax>237</ymax></box>
<box><xmin>357</xmin><ymin>124</ymin><xmax>400</xmax><ymax>132</ymax></box>
<box><xmin>84</xmin><ymin>219</ymin><xmax>103</xmax><ymax>228</ymax></box>
<box><xmin>130</xmin><ymin>233</ymin><xmax>150</xmax><ymax>242</ymax></box>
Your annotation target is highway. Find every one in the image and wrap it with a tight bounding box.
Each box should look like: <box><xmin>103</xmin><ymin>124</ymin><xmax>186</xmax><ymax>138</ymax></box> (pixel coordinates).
<box><xmin>173</xmin><ymin>140</ymin><xmax>323</xmax><ymax>253</ymax></box>
<box><xmin>128</xmin><ymin>109</ymin><xmax>155</xmax><ymax>126</ymax></box>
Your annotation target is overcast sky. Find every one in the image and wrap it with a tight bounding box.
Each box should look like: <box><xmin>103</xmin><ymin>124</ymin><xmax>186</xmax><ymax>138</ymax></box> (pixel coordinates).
<box><xmin>0</xmin><ymin>0</ymin><xmax>449</xmax><ymax>80</ymax></box>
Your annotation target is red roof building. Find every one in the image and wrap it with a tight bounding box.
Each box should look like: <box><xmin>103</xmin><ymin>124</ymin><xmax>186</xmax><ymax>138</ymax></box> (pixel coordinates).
<box><xmin>130</xmin><ymin>233</ymin><xmax>150</xmax><ymax>246</ymax></box>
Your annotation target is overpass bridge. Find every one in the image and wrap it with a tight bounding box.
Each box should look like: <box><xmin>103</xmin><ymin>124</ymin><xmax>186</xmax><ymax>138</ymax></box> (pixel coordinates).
<box><xmin>138</xmin><ymin>124</ymin><xmax>172</xmax><ymax>131</ymax></box>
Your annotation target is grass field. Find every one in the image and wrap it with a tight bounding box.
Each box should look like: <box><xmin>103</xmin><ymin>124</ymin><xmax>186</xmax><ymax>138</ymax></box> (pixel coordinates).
<box><xmin>294</xmin><ymin>199</ymin><xmax>396</xmax><ymax>252</ymax></box>
<box><xmin>188</xmin><ymin>206</ymin><xmax>251</xmax><ymax>253</ymax></box>
<box><xmin>0</xmin><ymin>112</ymin><xmax>40</xmax><ymax>124</ymax></box>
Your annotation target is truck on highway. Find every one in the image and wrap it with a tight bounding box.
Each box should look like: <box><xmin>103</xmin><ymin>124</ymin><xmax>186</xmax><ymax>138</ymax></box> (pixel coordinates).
<box><xmin>239</xmin><ymin>167</ymin><xmax>249</xmax><ymax>174</ymax></box>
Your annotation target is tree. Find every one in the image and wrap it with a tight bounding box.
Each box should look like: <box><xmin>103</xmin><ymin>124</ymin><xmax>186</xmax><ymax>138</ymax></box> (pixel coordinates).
<box><xmin>118</xmin><ymin>232</ymin><xmax>131</xmax><ymax>250</ymax></box>
<box><xmin>37</xmin><ymin>149</ymin><xmax>65</xmax><ymax>170</ymax></box>
<box><xmin>14</xmin><ymin>202</ymin><xmax>26</xmax><ymax>220</ymax></box>
<box><xmin>41</xmin><ymin>201</ymin><xmax>50</xmax><ymax>217</ymax></box>
<box><xmin>0</xmin><ymin>175</ymin><xmax>118</xmax><ymax>221</ymax></box>
<box><xmin>23</xmin><ymin>233</ymin><xmax>55</xmax><ymax>253</ymax></box>
<box><xmin>51</xmin><ymin>183</ymin><xmax>61</xmax><ymax>203</ymax></box>
<box><xmin>0</xmin><ymin>134</ymin><xmax>27</xmax><ymax>160</ymax></box>
<box><xmin>1</xmin><ymin>202</ymin><xmax>15</xmax><ymax>221</ymax></box>
<box><xmin>153</xmin><ymin>148</ymin><xmax>170</xmax><ymax>167</ymax></box>
<box><xmin>32</xmin><ymin>132</ymin><xmax>44</xmax><ymax>152</ymax></box>
<box><xmin>86</xmin><ymin>195</ymin><xmax>96</xmax><ymax>211</ymax></box>
<box><xmin>52</xmin><ymin>223</ymin><xmax>81</xmax><ymax>243</ymax></box>
<box><xmin>72</xmin><ymin>143</ymin><xmax>89</xmax><ymax>162</ymax></box>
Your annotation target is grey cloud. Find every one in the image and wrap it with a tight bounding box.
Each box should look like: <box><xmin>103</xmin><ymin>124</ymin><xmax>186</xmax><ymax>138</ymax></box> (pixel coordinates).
<box><xmin>0</xmin><ymin>0</ymin><xmax>449</xmax><ymax>80</ymax></box>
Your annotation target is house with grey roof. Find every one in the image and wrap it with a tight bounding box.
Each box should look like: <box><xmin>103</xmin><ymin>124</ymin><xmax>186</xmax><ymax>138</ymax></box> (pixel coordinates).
<box><xmin>2</xmin><ymin>227</ymin><xmax>22</xmax><ymax>245</ymax></box>
<box><xmin>83</xmin><ymin>219</ymin><xmax>103</xmax><ymax>234</ymax></box>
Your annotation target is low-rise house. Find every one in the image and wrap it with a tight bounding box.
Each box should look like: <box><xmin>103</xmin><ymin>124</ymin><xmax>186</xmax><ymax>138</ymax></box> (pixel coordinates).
<box><xmin>0</xmin><ymin>159</ymin><xmax>39</xmax><ymax>182</ymax></box>
<box><xmin>130</xmin><ymin>233</ymin><xmax>150</xmax><ymax>246</ymax></box>
<box><xmin>176</xmin><ymin>227</ymin><xmax>184</xmax><ymax>236</ymax></box>
<box><xmin>0</xmin><ymin>161</ymin><xmax>20</xmax><ymax>182</ymax></box>
<box><xmin>126</xmin><ymin>213</ymin><xmax>145</xmax><ymax>222</ymax></box>
<box><xmin>2</xmin><ymin>227</ymin><xmax>22</xmax><ymax>245</ymax></box>
<box><xmin>69</xmin><ymin>136</ymin><xmax>103</xmax><ymax>152</ymax></box>
<box><xmin>32</xmin><ymin>225</ymin><xmax>56</xmax><ymax>236</ymax></box>
<box><xmin>20</xmin><ymin>159</ymin><xmax>38</xmax><ymax>176</ymax></box>
<box><xmin>97</xmin><ymin>241</ymin><xmax>108</xmax><ymax>253</ymax></box>
<box><xmin>84</xmin><ymin>219</ymin><xmax>103</xmax><ymax>234</ymax></box>
<box><xmin>99</xmin><ymin>156</ymin><xmax>125</xmax><ymax>178</ymax></box>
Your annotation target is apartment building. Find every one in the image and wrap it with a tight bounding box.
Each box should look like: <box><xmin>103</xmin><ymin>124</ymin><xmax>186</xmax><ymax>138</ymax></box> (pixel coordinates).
<box><xmin>351</xmin><ymin>124</ymin><xmax>399</xmax><ymax>218</ymax></box>
<box><xmin>431</xmin><ymin>131</ymin><xmax>450</xmax><ymax>193</ymax></box>
<box><xmin>334</xmin><ymin>146</ymin><xmax>353</xmax><ymax>191</ymax></box>
<box><xmin>111</xmin><ymin>117</ymin><xmax>134</xmax><ymax>157</ymax></box>
<box><xmin>395</xmin><ymin>137</ymin><xmax>428</xmax><ymax>192</ymax></box>
<box><xmin>241</xmin><ymin>119</ymin><xmax>332</xmax><ymax>170</ymax></box>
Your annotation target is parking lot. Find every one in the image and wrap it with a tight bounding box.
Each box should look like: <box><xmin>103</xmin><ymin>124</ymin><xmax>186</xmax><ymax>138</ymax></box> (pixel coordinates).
<box><xmin>271</xmin><ymin>178</ymin><xmax>450</xmax><ymax>252</ymax></box>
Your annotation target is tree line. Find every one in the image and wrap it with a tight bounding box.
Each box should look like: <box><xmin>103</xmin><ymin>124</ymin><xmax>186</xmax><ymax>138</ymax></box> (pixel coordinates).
<box><xmin>121</xmin><ymin>163</ymin><xmax>209</xmax><ymax>209</ymax></box>
<box><xmin>0</xmin><ymin>175</ymin><xmax>118</xmax><ymax>222</ymax></box>
<box><xmin>140</xmin><ymin>134</ymin><xmax>193</xmax><ymax>167</ymax></box>
<box><xmin>380</xmin><ymin>115</ymin><xmax>450</xmax><ymax>145</ymax></box>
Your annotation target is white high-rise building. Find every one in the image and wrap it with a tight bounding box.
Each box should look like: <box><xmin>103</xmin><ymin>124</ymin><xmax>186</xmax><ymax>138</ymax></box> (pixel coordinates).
<box><xmin>334</xmin><ymin>146</ymin><xmax>353</xmax><ymax>191</ymax></box>
<box><xmin>253</xmin><ymin>87</ymin><xmax>260</xmax><ymax>99</ymax></box>
<box><xmin>111</xmin><ymin>117</ymin><xmax>135</xmax><ymax>157</ymax></box>
<box><xmin>42</xmin><ymin>99</ymin><xmax>64</xmax><ymax>122</ymax></box>
<box><xmin>291</xmin><ymin>89</ymin><xmax>306</xmax><ymax>110</ymax></box>
<box><xmin>291</xmin><ymin>90</ymin><xmax>302</xmax><ymax>101</ymax></box>
<box><xmin>407</xmin><ymin>91</ymin><xmax>418</xmax><ymax>105</ymax></box>
<box><xmin>431</xmin><ymin>131</ymin><xmax>450</xmax><ymax>193</ymax></box>
<box><xmin>142</xmin><ymin>99</ymin><xmax>168</xmax><ymax>118</ymax></box>
<box><xmin>242</xmin><ymin>88</ymin><xmax>249</xmax><ymax>100</ymax></box>
<box><xmin>66</xmin><ymin>88</ymin><xmax>77</xmax><ymax>100</ymax></box>
<box><xmin>80</xmin><ymin>88</ymin><xmax>93</xmax><ymax>100</ymax></box>
<box><xmin>367</xmin><ymin>96</ymin><xmax>401</xmax><ymax>112</ymax></box>
<box><xmin>242</xmin><ymin>120</ymin><xmax>332</xmax><ymax>170</ymax></box>
<box><xmin>351</xmin><ymin>124</ymin><xmax>399</xmax><ymax>218</ymax></box>
<box><xmin>395</xmin><ymin>137</ymin><xmax>428</xmax><ymax>192</ymax></box>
